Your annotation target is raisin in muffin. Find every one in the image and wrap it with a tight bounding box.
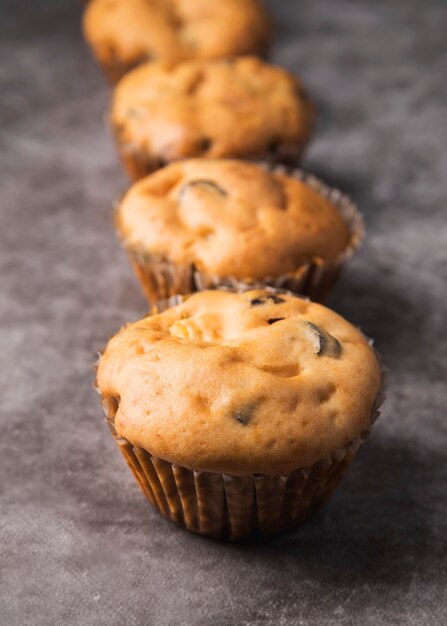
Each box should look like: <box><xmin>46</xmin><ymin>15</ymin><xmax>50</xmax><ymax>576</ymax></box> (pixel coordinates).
<box><xmin>110</xmin><ymin>57</ymin><xmax>314</xmax><ymax>179</ymax></box>
<box><xmin>116</xmin><ymin>159</ymin><xmax>363</xmax><ymax>303</ymax></box>
<box><xmin>83</xmin><ymin>0</ymin><xmax>272</xmax><ymax>83</ymax></box>
<box><xmin>97</xmin><ymin>288</ymin><xmax>384</xmax><ymax>539</ymax></box>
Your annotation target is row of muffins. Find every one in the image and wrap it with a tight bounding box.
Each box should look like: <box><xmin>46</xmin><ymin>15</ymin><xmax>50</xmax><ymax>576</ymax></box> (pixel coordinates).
<box><xmin>84</xmin><ymin>0</ymin><xmax>385</xmax><ymax>540</ymax></box>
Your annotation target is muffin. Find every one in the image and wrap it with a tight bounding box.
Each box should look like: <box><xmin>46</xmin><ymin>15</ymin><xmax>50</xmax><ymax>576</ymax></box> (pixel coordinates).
<box><xmin>97</xmin><ymin>288</ymin><xmax>385</xmax><ymax>540</ymax></box>
<box><xmin>83</xmin><ymin>0</ymin><xmax>272</xmax><ymax>83</ymax></box>
<box><xmin>110</xmin><ymin>57</ymin><xmax>315</xmax><ymax>179</ymax></box>
<box><xmin>116</xmin><ymin>159</ymin><xmax>363</xmax><ymax>303</ymax></box>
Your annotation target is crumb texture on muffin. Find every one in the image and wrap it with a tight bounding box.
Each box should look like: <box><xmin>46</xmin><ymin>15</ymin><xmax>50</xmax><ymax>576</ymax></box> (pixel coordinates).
<box><xmin>97</xmin><ymin>290</ymin><xmax>381</xmax><ymax>475</ymax></box>
<box><xmin>84</xmin><ymin>0</ymin><xmax>271</xmax><ymax>70</ymax></box>
<box><xmin>117</xmin><ymin>159</ymin><xmax>350</xmax><ymax>280</ymax></box>
<box><xmin>111</xmin><ymin>57</ymin><xmax>314</xmax><ymax>164</ymax></box>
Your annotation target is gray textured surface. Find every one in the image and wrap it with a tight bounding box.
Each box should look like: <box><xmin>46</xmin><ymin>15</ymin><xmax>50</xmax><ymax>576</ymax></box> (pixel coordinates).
<box><xmin>1</xmin><ymin>1</ymin><xmax>447</xmax><ymax>624</ymax></box>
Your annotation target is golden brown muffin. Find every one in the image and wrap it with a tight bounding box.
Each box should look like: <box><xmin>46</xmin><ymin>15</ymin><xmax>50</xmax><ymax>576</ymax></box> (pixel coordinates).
<box><xmin>98</xmin><ymin>289</ymin><xmax>382</xmax><ymax>475</ymax></box>
<box><xmin>83</xmin><ymin>0</ymin><xmax>272</xmax><ymax>83</ymax></box>
<box><xmin>97</xmin><ymin>288</ymin><xmax>384</xmax><ymax>539</ymax></box>
<box><xmin>116</xmin><ymin>160</ymin><xmax>363</xmax><ymax>303</ymax></box>
<box><xmin>110</xmin><ymin>57</ymin><xmax>315</xmax><ymax>179</ymax></box>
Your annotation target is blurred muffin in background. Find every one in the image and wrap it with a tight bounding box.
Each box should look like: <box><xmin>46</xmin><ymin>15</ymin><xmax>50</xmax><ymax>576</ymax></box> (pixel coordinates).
<box><xmin>110</xmin><ymin>57</ymin><xmax>315</xmax><ymax>179</ymax></box>
<box><xmin>83</xmin><ymin>0</ymin><xmax>272</xmax><ymax>83</ymax></box>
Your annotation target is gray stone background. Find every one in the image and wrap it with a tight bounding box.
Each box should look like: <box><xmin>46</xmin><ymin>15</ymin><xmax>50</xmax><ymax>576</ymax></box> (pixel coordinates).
<box><xmin>1</xmin><ymin>1</ymin><xmax>446</xmax><ymax>624</ymax></box>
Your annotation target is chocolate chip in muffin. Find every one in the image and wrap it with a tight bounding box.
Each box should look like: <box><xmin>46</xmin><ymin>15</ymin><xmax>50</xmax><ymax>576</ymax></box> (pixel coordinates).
<box><xmin>267</xmin><ymin>317</ymin><xmax>285</xmax><ymax>325</ymax></box>
<box><xmin>178</xmin><ymin>179</ymin><xmax>227</xmax><ymax>201</ymax></box>
<box><xmin>250</xmin><ymin>294</ymin><xmax>285</xmax><ymax>306</ymax></box>
<box><xmin>305</xmin><ymin>322</ymin><xmax>342</xmax><ymax>358</ymax></box>
<box><xmin>234</xmin><ymin>404</ymin><xmax>255</xmax><ymax>426</ymax></box>
<box><xmin>198</xmin><ymin>137</ymin><xmax>212</xmax><ymax>153</ymax></box>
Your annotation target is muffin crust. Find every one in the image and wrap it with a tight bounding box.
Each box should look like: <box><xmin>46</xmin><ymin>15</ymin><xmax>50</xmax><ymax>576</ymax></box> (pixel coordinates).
<box><xmin>111</xmin><ymin>57</ymin><xmax>314</xmax><ymax>174</ymax></box>
<box><xmin>97</xmin><ymin>290</ymin><xmax>381</xmax><ymax>475</ymax></box>
<box><xmin>117</xmin><ymin>159</ymin><xmax>351</xmax><ymax>281</ymax></box>
<box><xmin>83</xmin><ymin>0</ymin><xmax>271</xmax><ymax>81</ymax></box>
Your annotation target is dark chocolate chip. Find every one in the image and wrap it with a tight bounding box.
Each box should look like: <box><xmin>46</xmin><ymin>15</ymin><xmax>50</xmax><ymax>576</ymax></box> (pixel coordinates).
<box><xmin>305</xmin><ymin>322</ymin><xmax>342</xmax><ymax>358</ymax></box>
<box><xmin>234</xmin><ymin>405</ymin><xmax>255</xmax><ymax>426</ymax></box>
<box><xmin>198</xmin><ymin>137</ymin><xmax>212</xmax><ymax>152</ymax></box>
<box><xmin>250</xmin><ymin>294</ymin><xmax>286</xmax><ymax>306</ymax></box>
<box><xmin>178</xmin><ymin>179</ymin><xmax>227</xmax><ymax>201</ymax></box>
<box><xmin>267</xmin><ymin>318</ymin><xmax>285</xmax><ymax>325</ymax></box>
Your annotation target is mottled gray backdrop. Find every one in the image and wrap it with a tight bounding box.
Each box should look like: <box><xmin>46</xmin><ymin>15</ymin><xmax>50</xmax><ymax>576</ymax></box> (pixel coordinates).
<box><xmin>1</xmin><ymin>1</ymin><xmax>446</xmax><ymax>624</ymax></box>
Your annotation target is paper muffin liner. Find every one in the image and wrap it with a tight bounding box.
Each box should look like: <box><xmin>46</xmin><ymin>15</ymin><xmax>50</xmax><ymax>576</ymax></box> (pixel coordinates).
<box><xmin>98</xmin><ymin>289</ymin><xmax>386</xmax><ymax>541</ymax></box>
<box><xmin>118</xmin><ymin>166</ymin><xmax>364</xmax><ymax>304</ymax></box>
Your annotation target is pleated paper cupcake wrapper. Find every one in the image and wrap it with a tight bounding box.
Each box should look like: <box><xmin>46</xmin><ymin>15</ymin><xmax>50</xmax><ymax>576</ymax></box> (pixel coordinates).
<box><xmin>119</xmin><ymin>166</ymin><xmax>364</xmax><ymax>305</ymax></box>
<box><xmin>98</xmin><ymin>290</ymin><xmax>386</xmax><ymax>541</ymax></box>
<box><xmin>104</xmin><ymin>374</ymin><xmax>384</xmax><ymax>541</ymax></box>
<box><xmin>106</xmin><ymin>429</ymin><xmax>363</xmax><ymax>541</ymax></box>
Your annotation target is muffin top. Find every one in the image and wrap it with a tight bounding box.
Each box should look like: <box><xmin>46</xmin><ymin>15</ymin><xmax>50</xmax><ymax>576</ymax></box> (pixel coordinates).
<box><xmin>111</xmin><ymin>57</ymin><xmax>314</xmax><ymax>165</ymax></box>
<box><xmin>97</xmin><ymin>289</ymin><xmax>382</xmax><ymax>475</ymax></box>
<box><xmin>84</xmin><ymin>0</ymin><xmax>271</xmax><ymax>70</ymax></box>
<box><xmin>117</xmin><ymin>160</ymin><xmax>351</xmax><ymax>280</ymax></box>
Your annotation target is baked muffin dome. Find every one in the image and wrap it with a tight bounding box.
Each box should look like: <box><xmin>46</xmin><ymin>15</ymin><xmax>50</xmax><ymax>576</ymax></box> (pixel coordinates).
<box><xmin>97</xmin><ymin>289</ymin><xmax>382</xmax><ymax>475</ymax></box>
<box><xmin>117</xmin><ymin>159</ymin><xmax>350</xmax><ymax>281</ymax></box>
<box><xmin>83</xmin><ymin>0</ymin><xmax>272</xmax><ymax>83</ymax></box>
<box><xmin>110</xmin><ymin>57</ymin><xmax>314</xmax><ymax>178</ymax></box>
